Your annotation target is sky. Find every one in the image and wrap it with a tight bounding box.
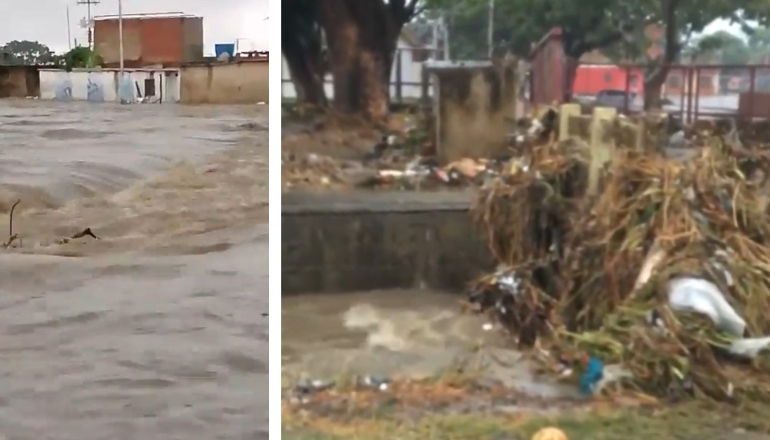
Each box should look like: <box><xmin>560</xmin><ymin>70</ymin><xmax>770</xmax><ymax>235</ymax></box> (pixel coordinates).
<box><xmin>0</xmin><ymin>0</ymin><xmax>269</xmax><ymax>55</ymax></box>
<box><xmin>703</xmin><ymin>18</ymin><xmax>748</xmax><ymax>39</ymax></box>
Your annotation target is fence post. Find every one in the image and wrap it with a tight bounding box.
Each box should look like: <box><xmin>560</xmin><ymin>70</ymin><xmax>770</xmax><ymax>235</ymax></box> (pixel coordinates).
<box><xmin>558</xmin><ymin>103</ymin><xmax>580</xmax><ymax>141</ymax></box>
<box><xmin>395</xmin><ymin>49</ymin><xmax>403</xmax><ymax>104</ymax></box>
<box><xmin>421</xmin><ymin>64</ymin><xmax>430</xmax><ymax>105</ymax></box>
<box><xmin>694</xmin><ymin>66</ymin><xmax>700</xmax><ymax>122</ymax></box>
<box><xmin>588</xmin><ymin>106</ymin><xmax>617</xmax><ymax>194</ymax></box>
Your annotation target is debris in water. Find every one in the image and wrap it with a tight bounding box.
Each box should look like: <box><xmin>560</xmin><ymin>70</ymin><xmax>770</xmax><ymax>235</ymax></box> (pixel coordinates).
<box><xmin>2</xmin><ymin>199</ymin><xmax>20</xmax><ymax>249</ymax></box>
<box><xmin>57</xmin><ymin>227</ymin><xmax>100</xmax><ymax>245</ymax></box>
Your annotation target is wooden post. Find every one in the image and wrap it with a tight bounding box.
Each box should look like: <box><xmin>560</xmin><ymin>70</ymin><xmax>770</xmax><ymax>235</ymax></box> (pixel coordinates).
<box><xmin>588</xmin><ymin>106</ymin><xmax>617</xmax><ymax>194</ymax></box>
<box><xmin>634</xmin><ymin>116</ymin><xmax>646</xmax><ymax>152</ymax></box>
<box><xmin>558</xmin><ymin>103</ymin><xmax>581</xmax><ymax>141</ymax></box>
<box><xmin>420</xmin><ymin>64</ymin><xmax>430</xmax><ymax>106</ymax></box>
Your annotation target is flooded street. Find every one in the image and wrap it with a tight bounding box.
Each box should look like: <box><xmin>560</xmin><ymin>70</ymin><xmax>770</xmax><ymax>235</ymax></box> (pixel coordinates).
<box><xmin>0</xmin><ymin>100</ymin><xmax>269</xmax><ymax>440</ymax></box>
<box><xmin>282</xmin><ymin>290</ymin><xmax>577</xmax><ymax>399</ymax></box>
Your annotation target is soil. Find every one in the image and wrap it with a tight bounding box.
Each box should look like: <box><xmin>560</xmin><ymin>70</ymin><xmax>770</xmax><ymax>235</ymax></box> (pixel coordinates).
<box><xmin>282</xmin><ymin>378</ymin><xmax>770</xmax><ymax>440</ymax></box>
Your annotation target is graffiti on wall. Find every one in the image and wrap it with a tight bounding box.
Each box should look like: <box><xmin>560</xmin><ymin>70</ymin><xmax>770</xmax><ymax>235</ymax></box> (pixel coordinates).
<box><xmin>53</xmin><ymin>78</ymin><xmax>73</xmax><ymax>102</ymax></box>
<box><xmin>86</xmin><ymin>77</ymin><xmax>105</xmax><ymax>102</ymax></box>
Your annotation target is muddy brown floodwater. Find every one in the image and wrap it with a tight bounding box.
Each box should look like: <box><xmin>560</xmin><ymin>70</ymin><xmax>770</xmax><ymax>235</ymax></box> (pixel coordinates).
<box><xmin>282</xmin><ymin>290</ymin><xmax>579</xmax><ymax>400</ymax></box>
<box><xmin>0</xmin><ymin>100</ymin><xmax>269</xmax><ymax>440</ymax></box>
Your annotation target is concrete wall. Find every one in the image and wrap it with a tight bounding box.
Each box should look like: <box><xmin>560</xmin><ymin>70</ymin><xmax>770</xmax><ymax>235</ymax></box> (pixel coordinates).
<box><xmin>180</xmin><ymin>61</ymin><xmax>268</xmax><ymax>104</ymax></box>
<box><xmin>0</xmin><ymin>65</ymin><xmax>39</xmax><ymax>98</ymax></box>
<box><xmin>39</xmin><ymin>69</ymin><xmax>180</xmax><ymax>103</ymax></box>
<box><xmin>432</xmin><ymin>61</ymin><xmax>518</xmax><ymax>162</ymax></box>
<box><xmin>282</xmin><ymin>191</ymin><xmax>492</xmax><ymax>295</ymax></box>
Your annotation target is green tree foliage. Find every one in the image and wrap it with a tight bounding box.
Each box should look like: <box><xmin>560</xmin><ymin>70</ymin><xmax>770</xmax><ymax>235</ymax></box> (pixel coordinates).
<box><xmin>686</xmin><ymin>30</ymin><xmax>751</xmax><ymax>64</ymax></box>
<box><xmin>425</xmin><ymin>0</ymin><xmax>766</xmax><ymax>63</ymax></box>
<box><xmin>62</xmin><ymin>46</ymin><xmax>104</xmax><ymax>69</ymax></box>
<box><xmin>0</xmin><ymin>40</ymin><xmax>56</xmax><ymax>65</ymax></box>
<box><xmin>425</xmin><ymin>0</ymin><xmax>655</xmax><ymax>60</ymax></box>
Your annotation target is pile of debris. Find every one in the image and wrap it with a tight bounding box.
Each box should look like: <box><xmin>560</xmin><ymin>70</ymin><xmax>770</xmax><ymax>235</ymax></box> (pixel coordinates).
<box><xmin>281</xmin><ymin>135</ymin><xmax>510</xmax><ymax>191</ymax></box>
<box><xmin>281</xmin><ymin>106</ymin><xmax>563</xmax><ymax>192</ymax></box>
<box><xmin>467</xmin><ymin>131</ymin><xmax>770</xmax><ymax>402</ymax></box>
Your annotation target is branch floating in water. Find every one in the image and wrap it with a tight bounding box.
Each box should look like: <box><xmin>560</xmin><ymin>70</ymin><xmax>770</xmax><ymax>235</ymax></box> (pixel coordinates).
<box><xmin>3</xmin><ymin>199</ymin><xmax>20</xmax><ymax>248</ymax></box>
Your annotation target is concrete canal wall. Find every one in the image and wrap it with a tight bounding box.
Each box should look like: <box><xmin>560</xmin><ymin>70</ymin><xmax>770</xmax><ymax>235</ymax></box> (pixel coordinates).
<box><xmin>282</xmin><ymin>191</ymin><xmax>493</xmax><ymax>295</ymax></box>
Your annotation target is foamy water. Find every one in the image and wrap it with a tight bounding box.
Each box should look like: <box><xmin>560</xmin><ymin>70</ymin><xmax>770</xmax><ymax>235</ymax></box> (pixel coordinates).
<box><xmin>0</xmin><ymin>100</ymin><xmax>269</xmax><ymax>439</ymax></box>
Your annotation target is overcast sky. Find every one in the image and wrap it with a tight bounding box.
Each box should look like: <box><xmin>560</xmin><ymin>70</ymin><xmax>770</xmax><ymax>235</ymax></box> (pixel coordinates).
<box><xmin>0</xmin><ymin>0</ymin><xmax>269</xmax><ymax>55</ymax></box>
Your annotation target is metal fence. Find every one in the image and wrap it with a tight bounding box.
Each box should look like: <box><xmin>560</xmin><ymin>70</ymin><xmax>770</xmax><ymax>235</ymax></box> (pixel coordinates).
<box><xmin>280</xmin><ymin>47</ymin><xmax>440</xmax><ymax>104</ymax></box>
<box><xmin>564</xmin><ymin>63</ymin><xmax>770</xmax><ymax>122</ymax></box>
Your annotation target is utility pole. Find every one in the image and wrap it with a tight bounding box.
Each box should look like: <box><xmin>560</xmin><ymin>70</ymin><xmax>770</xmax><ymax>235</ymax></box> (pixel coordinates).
<box><xmin>118</xmin><ymin>0</ymin><xmax>124</xmax><ymax>75</ymax></box>
<box><xmin>76</xmin><ymin>0</ymin><xmax>100</xmax><ymax>48</ymax></box>
<box><xmin>66</xmin><ymin>6</ymin><xmax>73</xmax><ymax>50</ymax></box>
<box><xmin>441</xmin><ymin>14</ymin><xmax>450</xmax><ymax>60</ymax></box>
<box><xmin>431</xmin><ymin>16</ymin><xmax>439</xmax><ymax>59</ymax></box>
<box><xmin>487</xmin><ymin>0</ymin><xmax>494</xmax><ymax>58</ymax></box>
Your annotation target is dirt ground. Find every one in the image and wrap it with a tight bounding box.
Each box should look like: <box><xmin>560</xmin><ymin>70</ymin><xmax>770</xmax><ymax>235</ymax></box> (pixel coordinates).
<box><xmin>280</xmin><ymin>108</ymin><xmax>448</xmax><ymax>192</ymax></box>
<box><xmin>282</xmin><ymin>378</ymin><xmax>770</xmax><ymax>440</ymax></box>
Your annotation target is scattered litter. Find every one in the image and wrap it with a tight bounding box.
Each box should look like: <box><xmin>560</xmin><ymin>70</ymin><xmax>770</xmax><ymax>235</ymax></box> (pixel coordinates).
<box><xmin>357</xmin><ymin>375</ymin><xmax>391</xmax><ymax>391</ymax></box>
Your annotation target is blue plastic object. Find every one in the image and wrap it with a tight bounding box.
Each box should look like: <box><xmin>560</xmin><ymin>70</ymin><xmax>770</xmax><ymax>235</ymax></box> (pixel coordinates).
<box><xmin>579</xmin><ymin>356</ymin><xmax>604</xmax><ymax>396</ymax></box>
<box><xmin>215</xmin><ymin>43</ymin><xmax>236</xmax><ymax>58</ymax></box>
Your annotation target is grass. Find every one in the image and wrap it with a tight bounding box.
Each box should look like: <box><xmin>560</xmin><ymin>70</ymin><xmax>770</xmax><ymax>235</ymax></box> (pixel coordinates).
<box><xmin>282</xmin><ymin>396</ymin><xmax>770</xmax><ymax>440</ymax></box>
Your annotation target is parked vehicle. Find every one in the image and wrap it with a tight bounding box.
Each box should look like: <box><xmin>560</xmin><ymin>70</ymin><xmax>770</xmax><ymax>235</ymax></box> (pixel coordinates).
<box><xmin>594</xmin><ymin>89</ymin><xmax>644</xmax><ymax>112</ymax></box>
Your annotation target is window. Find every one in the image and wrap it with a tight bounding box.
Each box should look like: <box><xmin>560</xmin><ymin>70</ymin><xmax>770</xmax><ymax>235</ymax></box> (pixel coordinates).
<box><xmin>629</xmin><ymin>74</ymin><xmax>639</xmax><ymax>88</ymax></box>
<box><xmin>144</xmin><ymin>78</ymin><xmax>156</xmax><ymax>97</ymax></box>
<box><xmin>603</xmin><ymin>72</ymin><xmax>612</xmax><ymax>83</ymax></box>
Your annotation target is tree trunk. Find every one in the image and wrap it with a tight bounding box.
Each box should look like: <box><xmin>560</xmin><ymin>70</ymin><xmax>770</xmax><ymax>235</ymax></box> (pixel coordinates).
<box><xmin>644</xmin><ymin>0</ymin><xmax>680</xmax><ymax>110</ymax></box>
<box><xmin>561</xmin><ymin>29</ymin><xmax>624</xmax><ymax>103</ymax></box>
<box><xmin>317</xmin><ymin>0</ymin><xmax>403</xmax><ymax>121</ymax></box>
<box><xmin>282</xmin><ymin>43</ymin><xmax>328</xmax><ymax>107</ymax></box>
<box><xmin>564</xmin><ymin>56</ymin><xmax>580</xmax><ymax>102</ymax></box>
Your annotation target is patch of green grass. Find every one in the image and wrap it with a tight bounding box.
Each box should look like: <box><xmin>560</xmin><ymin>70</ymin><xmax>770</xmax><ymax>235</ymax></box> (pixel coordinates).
<box><xmin>282</xmin><ymin>401</ymin><xmax>770</xmax><ymax>440</ymax></box>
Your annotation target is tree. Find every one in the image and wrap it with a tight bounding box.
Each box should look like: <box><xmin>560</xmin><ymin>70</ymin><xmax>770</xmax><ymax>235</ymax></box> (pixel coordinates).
<box><xmin>282</xmin><ymin>0</ymin><xmax>329</xmax><ymax>107</ymax></box>
<box><xmin>685</xmin><ymin>30</ymin><xmax>750</xmax><ymax>64</ymax></box>
<box><xmin>281</xmin><ymin>0</ymin><xmax>420</xmax><ymax>120</ymax></box>
<box><xmin>62</xmin><ymin>46</ymin><xmax>104</xmax><ymax>70</ymax></box>
<box><xmin>0</xmin><ymin>40</ymin><xmax>56</xmax><ymax>65</ymax></box>
<box><xmin>426</xmin><ymin>0</ymin><xmax>654</xmax><ymax>98</ymax></box>
<box><xmin>426</xmin><ymin>0</ymin><xmax>769</xmax><ymax>108</ymax></box>
<box><xmin>748</xmin><ymin>26</ymin><xmax>770</xmax><ymax>51</ymax></box>
<box><xmin>316</xmin><ymin>0</ymin><xmax>421</xmax><ymax>120</ymax></box>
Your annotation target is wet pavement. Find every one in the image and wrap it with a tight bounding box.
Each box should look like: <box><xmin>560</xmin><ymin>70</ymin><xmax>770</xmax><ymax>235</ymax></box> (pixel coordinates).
<box><xmin>0</xmin><ymin>100</ymin><xmax>269</xmax><ymax>440</ymax></box>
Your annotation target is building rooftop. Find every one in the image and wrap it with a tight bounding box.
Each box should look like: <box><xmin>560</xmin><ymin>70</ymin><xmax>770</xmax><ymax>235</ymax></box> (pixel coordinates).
<box><xmin>94</xmin><ymin>12</ymin><xmax>200</xmax><ymax>21</ymax></box>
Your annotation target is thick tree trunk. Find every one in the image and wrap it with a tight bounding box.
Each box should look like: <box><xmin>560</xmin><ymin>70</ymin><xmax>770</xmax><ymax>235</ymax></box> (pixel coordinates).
<box><xmin>317</xmin><ymin>0</ymin><xmax>403</xmax><ymax>121</ymax></box>
<box><xmin>644</xmin><ymin>0</ymin><xmax>680</xmax><ymax>110</ymax></box>
<box><xmin>282</xmin><ymin>44</ymin><xmax>327</xmax><ymax>107</ymax></box>
<box><xmin>644</xmin><ymin>69</ymin><xmax>668</xmax><ymax>110</ymax></box>
<box><xmin>564</xmin><ymin>56</ymin><xmax>580</xmax><ymax>102</ymax></box>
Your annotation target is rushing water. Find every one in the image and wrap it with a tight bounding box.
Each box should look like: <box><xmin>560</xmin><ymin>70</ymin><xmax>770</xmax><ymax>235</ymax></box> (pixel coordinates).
<box><xmin>282</xmin><ymin>289</ymin><xmax>578</xmax><ymax>398</ymax></box>
<box><xmin>0</xmin><ymin>100</ymin><xmax>269</xmax><ymax>440</ymax></box>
